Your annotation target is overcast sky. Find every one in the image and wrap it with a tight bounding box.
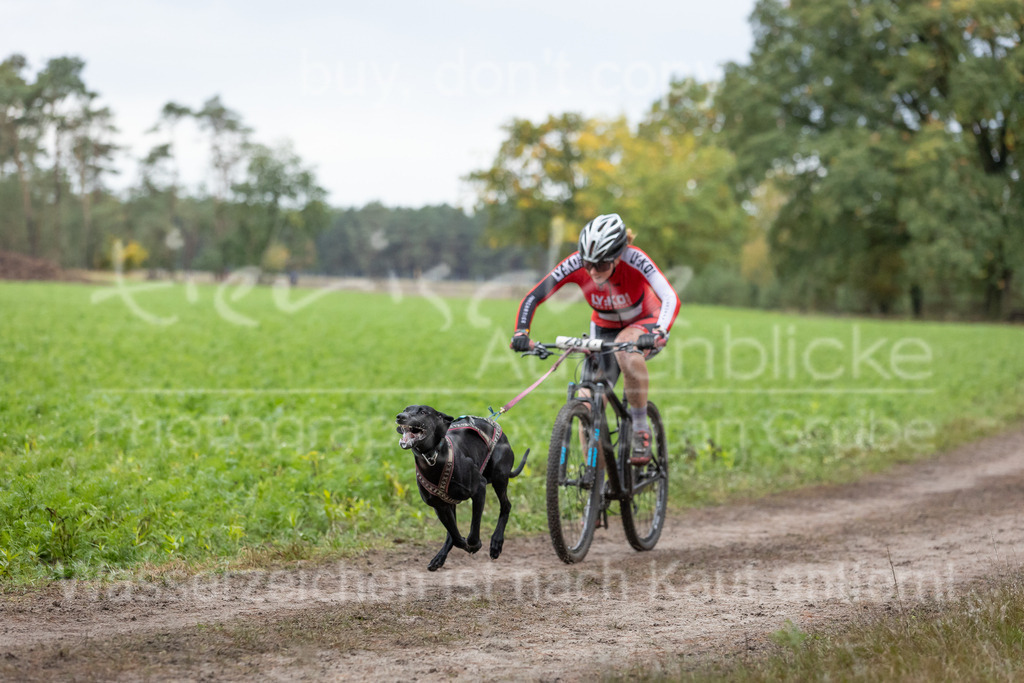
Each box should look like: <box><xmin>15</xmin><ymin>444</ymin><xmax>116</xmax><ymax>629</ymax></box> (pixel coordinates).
<box><xmin>6</xmin><ymin>0</ymin><xmax>757</xmax><ymax>209</ymax></box>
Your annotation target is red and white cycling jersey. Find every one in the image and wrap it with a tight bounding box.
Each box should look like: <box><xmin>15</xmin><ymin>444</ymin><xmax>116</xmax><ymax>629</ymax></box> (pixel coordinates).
<box><xmin>516</xmin><ymin>246</ymin><xmax>681</xmax><ymax>332</ymax></box>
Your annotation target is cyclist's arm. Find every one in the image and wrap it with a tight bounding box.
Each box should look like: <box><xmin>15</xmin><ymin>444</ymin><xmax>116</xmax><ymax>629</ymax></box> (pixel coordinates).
<box><xmin>514</xmin><ymin>253</ymin><xmax>584</xmax><ymax>332</ymax></box>
<box><xmin>630</xmin><ymin>248</ymin><xmax>680</xmax><ymax>333</ymax></box>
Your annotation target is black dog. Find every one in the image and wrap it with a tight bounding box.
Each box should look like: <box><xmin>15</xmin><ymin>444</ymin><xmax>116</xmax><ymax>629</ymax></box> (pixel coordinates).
<box><xmin>396</xmin><ymin>405</ymin><xmax>529</xmax><ymax>571</ymax></box>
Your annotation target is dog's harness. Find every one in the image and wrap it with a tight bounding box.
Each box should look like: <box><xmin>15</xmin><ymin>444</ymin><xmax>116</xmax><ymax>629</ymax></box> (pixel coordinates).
<box><xmin>415</xmin><ymin>418</ymin><xmax>503</xmax><ymax>505</ymax></box>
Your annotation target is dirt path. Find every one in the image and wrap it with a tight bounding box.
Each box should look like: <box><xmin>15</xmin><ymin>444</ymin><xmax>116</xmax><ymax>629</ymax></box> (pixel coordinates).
<box><xmin>3</xmin><ymin>429</ymin><xmax>1023</xmax><ymax>681</ymax></box>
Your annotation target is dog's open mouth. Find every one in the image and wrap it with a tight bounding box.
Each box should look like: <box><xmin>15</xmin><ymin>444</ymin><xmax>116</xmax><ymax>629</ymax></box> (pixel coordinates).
<box><xmin>396</xmin><ymin>424</ymin><xmax>425</xmax><ymax>449</ymax></box>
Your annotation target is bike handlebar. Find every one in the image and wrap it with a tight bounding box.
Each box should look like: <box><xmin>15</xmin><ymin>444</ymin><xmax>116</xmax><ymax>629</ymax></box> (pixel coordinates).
<box><xmin>523</xmin><ymin>335</ymin><xmax>665</xmax><ymax>359</ymax></box>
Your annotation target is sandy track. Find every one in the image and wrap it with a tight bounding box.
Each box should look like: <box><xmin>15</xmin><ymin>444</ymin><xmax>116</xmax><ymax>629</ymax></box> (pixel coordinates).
<box><xmin>2</xmin><ymin>428</ymin><xmax>1023</xmax><ymax>681</ymax></box>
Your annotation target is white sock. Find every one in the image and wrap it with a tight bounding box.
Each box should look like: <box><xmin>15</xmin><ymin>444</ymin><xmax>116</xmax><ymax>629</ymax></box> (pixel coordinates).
<box><xmin>630</xmin><ymin>405</ymin><xmax>648</xmax><ymax>433</ymax></box>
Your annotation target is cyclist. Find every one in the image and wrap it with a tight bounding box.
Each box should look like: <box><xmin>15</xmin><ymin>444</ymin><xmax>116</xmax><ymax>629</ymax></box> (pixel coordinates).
<box><xmin>510</xmin><ymin>213</ymin><xmax>680</xmax><ymax>464</ymax></box>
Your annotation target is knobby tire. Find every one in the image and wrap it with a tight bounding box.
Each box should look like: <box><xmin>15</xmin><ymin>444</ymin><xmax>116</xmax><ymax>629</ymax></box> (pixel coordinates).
<box><xmin>620</xmin><ymin>401</ymin><xmax>669</xmax><ymax>551</ymax></box>
<box><xmin>546</xmin><ymin>400</ymin><xmax>602</xmax><ymax>564</ymax></box>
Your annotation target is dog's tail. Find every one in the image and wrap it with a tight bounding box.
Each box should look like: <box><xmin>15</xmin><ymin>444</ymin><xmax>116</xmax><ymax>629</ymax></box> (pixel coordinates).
<box><xmin>510</xmin><ymin>449</ymin><xmax>530</xmax><ymax>478</ymax></box>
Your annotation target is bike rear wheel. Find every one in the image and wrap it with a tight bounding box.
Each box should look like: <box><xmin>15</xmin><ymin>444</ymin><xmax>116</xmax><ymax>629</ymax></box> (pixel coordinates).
<box><xmin>620</xmin><ymin>401</ymin><xmax>669</xmax><ymax>551</ymax></box>
<box><xmin>546</xmin><ymin>400</ymin><xmax>602</xmax><ymax>564</ymax></box>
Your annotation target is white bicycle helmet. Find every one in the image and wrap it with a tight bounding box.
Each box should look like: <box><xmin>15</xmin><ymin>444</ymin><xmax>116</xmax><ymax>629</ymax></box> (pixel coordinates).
<box><xmin>578</xmin><ymin>213</ymin><xmax>628</xmax><ymax>263</ymax></box>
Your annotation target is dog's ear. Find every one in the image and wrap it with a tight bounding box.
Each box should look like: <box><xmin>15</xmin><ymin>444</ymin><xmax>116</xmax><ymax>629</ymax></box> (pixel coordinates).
<box><xmin>440</xmin><ymin>411</ymin><xmax>455</xmax><ymax>427</ymax></box>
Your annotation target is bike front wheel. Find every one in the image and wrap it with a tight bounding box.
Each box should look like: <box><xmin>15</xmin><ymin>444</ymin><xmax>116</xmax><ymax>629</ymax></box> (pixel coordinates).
<box><xmin>546</xmin><ymin>400</ymin><xmax>602</xmax><ymax>564</ymax></box>
<box><xmin>620</xmin><ymin>401</ymin><xmax>669</xmax><ymax>551</ymax></box>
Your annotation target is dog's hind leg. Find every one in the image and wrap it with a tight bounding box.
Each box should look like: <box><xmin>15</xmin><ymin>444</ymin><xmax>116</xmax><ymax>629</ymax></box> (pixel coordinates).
<box><xmin>489</xmin><ymin>477</ymin><xmax>513</xmax><ymax>560</ymax></box>
<box><xmin>464</xmin><ymin>484</ymin><xmax>486</xmax><ymax>554</ymax></box>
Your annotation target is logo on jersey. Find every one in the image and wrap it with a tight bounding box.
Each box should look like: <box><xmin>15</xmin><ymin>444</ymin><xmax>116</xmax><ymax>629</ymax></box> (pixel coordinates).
<box><xmin>551</xmin><ymin>254</ymin><xmax>583</xmax><ymax>283</ymax></box>
<box><xmin>589</xmin><ymin>292</ymin><xmax>633</xmax><ymax>309</ymax></box>
<box><xmin>625</xmin><ymin>249</ymin><xmax>655</xmax><ymax>276</ymax></box>
<box><xmin>518</xmin><ymin>294</ymin><xmax>537</xmax><ymax>327</ymax></box>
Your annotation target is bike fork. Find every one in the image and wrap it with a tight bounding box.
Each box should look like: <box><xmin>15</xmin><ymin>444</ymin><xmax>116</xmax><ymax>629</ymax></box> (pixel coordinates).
<box><xmin>589</xmin><ymin>387</ymin><xmax>613</xmax><ymax>530</ymax></box>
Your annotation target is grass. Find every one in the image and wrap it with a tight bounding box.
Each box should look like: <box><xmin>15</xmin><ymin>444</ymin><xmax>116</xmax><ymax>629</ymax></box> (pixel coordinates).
<box><xmin>1</xmin><ymin>279</ymin><xmax>1023</xmax><ymax>585</ymax></box>
<box><xmin>628</xmin><ymin>571</ymin><xmax>1024</xmax><ymax>682</ymax></box>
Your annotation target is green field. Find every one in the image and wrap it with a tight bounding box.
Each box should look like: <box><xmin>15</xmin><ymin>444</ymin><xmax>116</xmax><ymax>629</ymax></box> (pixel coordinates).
<box><xmin>1</xmin><ymin>280</ymin><xmax>1022</xmax><ymax>584</ymax></box>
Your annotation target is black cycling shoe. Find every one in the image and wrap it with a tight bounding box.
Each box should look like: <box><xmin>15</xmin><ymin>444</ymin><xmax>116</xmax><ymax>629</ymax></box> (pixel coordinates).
<box><xmin>629</xmin><ymin>429</ymin><xmax>652</xmax><ymax>465</ymax></box>
<box><xmin>580</xmin><ymin>466</ymin><xmax>597</xmax><ymax>489</ymax></box>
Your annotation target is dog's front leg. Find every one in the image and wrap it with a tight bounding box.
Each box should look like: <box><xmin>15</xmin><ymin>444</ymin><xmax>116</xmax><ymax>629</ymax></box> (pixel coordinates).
<box><xmin>428</xmin><ymin>532</ymin><xmax>455</xmax><ymax>572</ymax></box>
<box><xmin>433</xmin><ymin>504</ymin><xmax>469</xmax><ymax>557</ymax></box>
<box><xmin>464</xmin><ymin>483</ymin><xmax>487</xmax><ymax>554</ymax></box>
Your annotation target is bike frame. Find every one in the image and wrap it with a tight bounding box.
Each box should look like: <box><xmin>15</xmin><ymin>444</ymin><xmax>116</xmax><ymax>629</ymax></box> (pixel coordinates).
<box><xmin>520</xmin><ymin>335</ymin><xmax>666</xmax><ymax>502</ymax></box>
<box><xmin>565</xmin><ymin>378</ymin><xmax>633</xmax><ymax>502</ymax></box>
<box><xmin>526</xmin><ymin>335</ymin><xmax>670</xmax><ymax>562</ymax></box>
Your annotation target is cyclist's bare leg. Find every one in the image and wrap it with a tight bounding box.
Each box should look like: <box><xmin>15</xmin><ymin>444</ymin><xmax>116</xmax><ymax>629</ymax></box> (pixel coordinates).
<box><xmin>613</xmin><ymin>326</ymin><xmax>649</xmax><ymax>411</ymax></box>
<box><xmin>615</xmin><ymin>326</ymin><xmax>654</xmax><ymax>462</ymax></box>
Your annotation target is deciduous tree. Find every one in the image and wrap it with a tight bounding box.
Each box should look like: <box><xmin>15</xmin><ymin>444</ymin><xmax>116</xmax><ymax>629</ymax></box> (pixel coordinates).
<box><xmin>231</xmin><ymin>141</ymin><xmax>327</xmax><ymax>270</ymax></box>
<box><xmin>467</xmin><ymin>113</ymin><xmax>589</xmax><ymax>263</ymax></box>
<box><xmin>719</xmin><ymin>0</ymin><xmax>1024</xmax><ymax>316</ymax></box>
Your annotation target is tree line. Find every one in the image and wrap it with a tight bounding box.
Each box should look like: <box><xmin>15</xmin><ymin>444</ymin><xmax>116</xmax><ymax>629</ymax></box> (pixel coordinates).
<box><xmin>0</xmin><ymin>53</ymin><xmax>342</xmax><ymax>277</ymax></box>
<box><xmin>2</xmin><ymin>0</ymin><xmax>1022</xmax><ymax>318</ymax></box>
<box><xmin>470</xmin><ymin>0</ymin><xmax>1024</xmax><ymax>319</ymax></box>
<box><xmin>0</xmin><ymin>54</ymin><xmax>537</xmax><ymax>281</ymax></box>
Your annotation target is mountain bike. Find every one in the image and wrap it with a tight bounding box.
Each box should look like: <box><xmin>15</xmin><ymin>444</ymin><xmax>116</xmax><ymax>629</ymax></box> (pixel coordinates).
<box><xmin>523</xmin><ymin>336</ymin><xmax>669</xmax><ymax>564</ymax></box>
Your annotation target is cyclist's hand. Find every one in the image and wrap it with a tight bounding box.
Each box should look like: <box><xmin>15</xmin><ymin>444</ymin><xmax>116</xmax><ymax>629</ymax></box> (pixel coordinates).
<box><xmin>510</xmin><ymin>330</ymin><xmax>531</xmax><ymax>352</ymax></box>
<box><xmin>637</xmin><ymin>328</ymin><xmax>668</xmax><ymax>350</ymax></box>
